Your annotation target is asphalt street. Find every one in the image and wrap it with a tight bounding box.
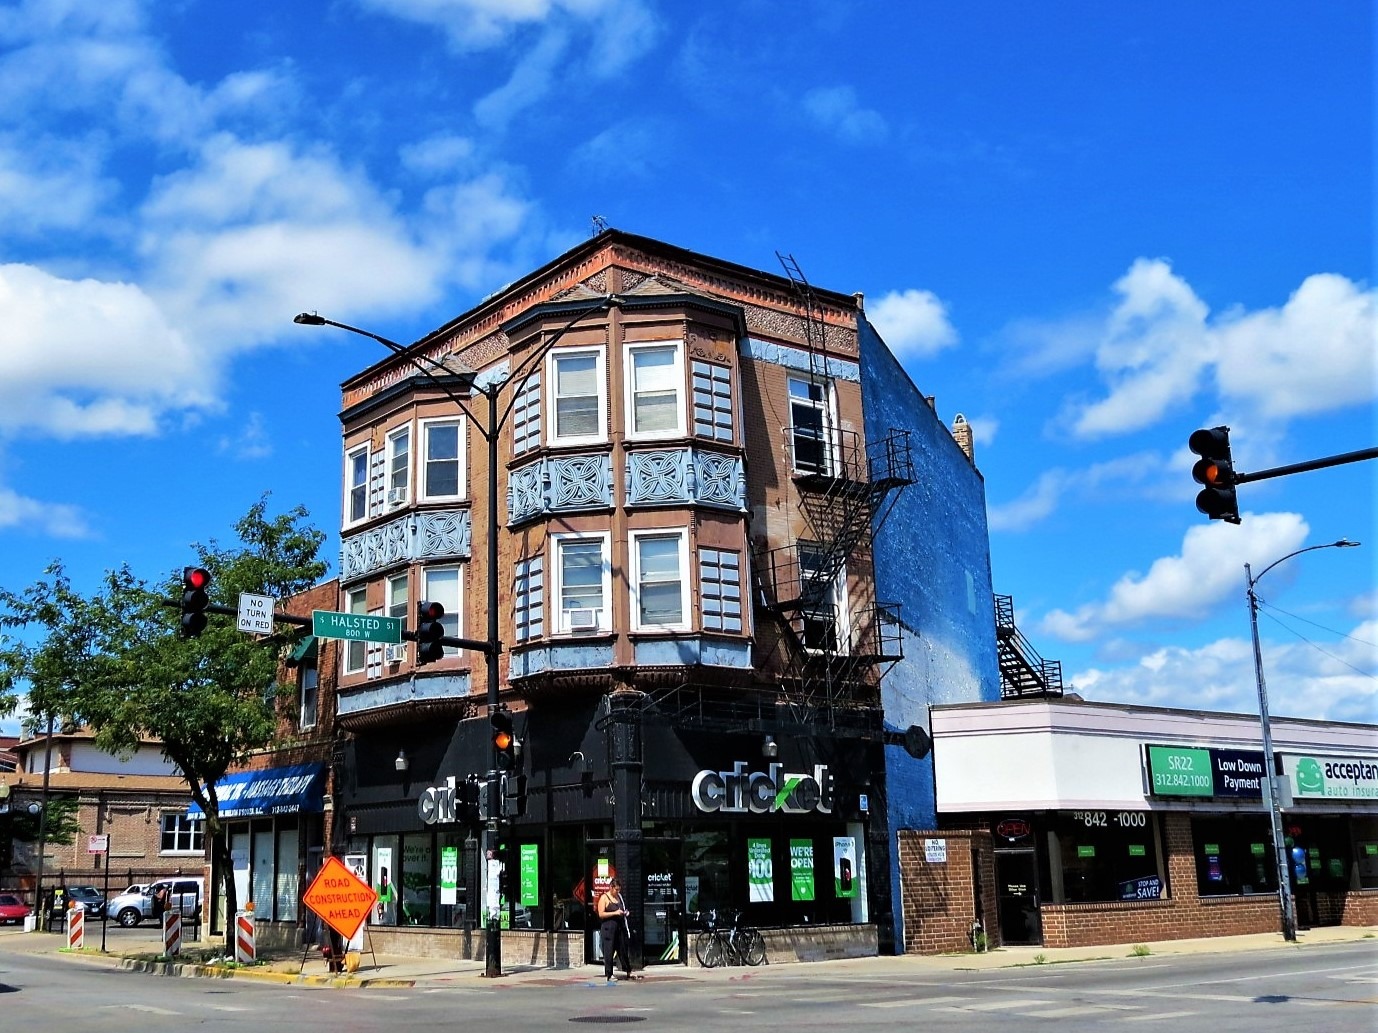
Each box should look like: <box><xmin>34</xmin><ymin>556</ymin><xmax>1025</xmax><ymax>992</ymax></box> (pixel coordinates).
<box><xmin>1</xmin><ymin>938</ymin><xmax>1373</xmax><ymax>1032</ymax></box>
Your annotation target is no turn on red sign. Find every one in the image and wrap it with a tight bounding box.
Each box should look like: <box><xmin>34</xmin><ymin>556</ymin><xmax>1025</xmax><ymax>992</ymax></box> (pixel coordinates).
<box><xmin>303</xmin><ymin>856</ymin><xmax>379</xmax><ymax>942</ymax></box>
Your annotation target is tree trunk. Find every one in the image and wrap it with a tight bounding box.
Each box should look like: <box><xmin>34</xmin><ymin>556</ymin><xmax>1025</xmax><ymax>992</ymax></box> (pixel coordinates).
<box><xmin>209</xmin><ymin>823</ymin><xmax>238</xmax><ymax>954</ymax></box>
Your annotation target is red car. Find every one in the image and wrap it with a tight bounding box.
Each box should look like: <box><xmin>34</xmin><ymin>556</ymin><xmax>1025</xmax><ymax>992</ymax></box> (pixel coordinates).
<box><xmin>0</xmin><ymin>893</ymin><xmax>32</xmax><ymax>924</ymax></box>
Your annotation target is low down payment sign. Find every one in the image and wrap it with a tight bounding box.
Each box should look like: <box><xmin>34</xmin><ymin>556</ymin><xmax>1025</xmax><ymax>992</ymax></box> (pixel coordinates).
<box><xmin>303</xmin><ymin>856</ymin><xmax>379</xmax><ymax>941</ymax></box>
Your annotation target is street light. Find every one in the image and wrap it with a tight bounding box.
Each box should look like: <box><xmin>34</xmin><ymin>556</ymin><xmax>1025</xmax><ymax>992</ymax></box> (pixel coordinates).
<box><xmin>295</xmin><ymin>293</ymin><xmax>619</xmax><ymax>976</ymax></box>
<box><xmin>1246</xmin><ymin>537</ymin><xmax>1360</xmax><ymax>942</ymax></box>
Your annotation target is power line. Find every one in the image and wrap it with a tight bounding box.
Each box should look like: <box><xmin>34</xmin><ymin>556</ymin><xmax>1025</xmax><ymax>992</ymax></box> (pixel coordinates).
<box><xmin>1256</xmin><ymin>606</ymin><xmax>1378</xmax><ymax>681</ymax></box>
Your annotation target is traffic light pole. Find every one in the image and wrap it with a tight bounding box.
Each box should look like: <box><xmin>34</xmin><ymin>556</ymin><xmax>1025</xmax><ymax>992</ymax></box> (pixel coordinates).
<box><xmin>1232</xmin><ymin>447</ymin><xmax>1377</xmax><ymax>485</ymax></box>
<box><xmin>482</xmin><ymin>384</ymin><xmax>503</xmax><ymax>979</ymax></box>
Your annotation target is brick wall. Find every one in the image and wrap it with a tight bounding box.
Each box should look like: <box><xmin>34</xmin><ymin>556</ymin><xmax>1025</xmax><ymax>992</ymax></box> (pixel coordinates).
<box><xmin>897</xmin><ymin>829</ymin><xmax>995</xmax><ymax>954</ymax></box>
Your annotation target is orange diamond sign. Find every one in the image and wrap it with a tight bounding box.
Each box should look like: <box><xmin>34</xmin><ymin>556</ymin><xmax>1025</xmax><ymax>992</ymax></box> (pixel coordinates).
<box><xmin>303</xmin><ymin>856</ymin><xmax>379</xmax><ymax>941</ymax></box>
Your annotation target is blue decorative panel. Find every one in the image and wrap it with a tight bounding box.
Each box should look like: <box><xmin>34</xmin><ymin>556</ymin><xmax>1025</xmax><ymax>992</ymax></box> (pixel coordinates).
<box><xmin>691</xmin><ymin>450</ymin><xmax>747</xmax><ymax>510</ymax></box>
<box><xmin>340</xmin><ymin>509</ymin><xmax>473</xmax><ymax>582</ymax></box>
<box><xmin>626</xmin><ymin>448</ymin><xmax>746</xmax><ymax>512</ymax></box>
<box><xmin>550</xmin><ymin>454</ymin><xmax>613</xmax><ymax>510</ymax></box>
<box><xmin>743</xmin><ymin>337</ymin><xmax>861</xmax><ymax>383</ymax></box>
<box><xmin>633</xmin><ymin>636</ymin><xmax>751</xmax><ymax>668</ymax></box>
<box><xmin>691</xmin><ymin>360</ymin><xmax>734</xmax><ymax>441</ymax></box>
<box><xmin>508</xmin><ymin>642</ymin><xmax>614</xmax><ymax>679</ymax></box>
<box><xmin>507</xmin><ymin>461</ymin><xmax>546</xmax><ymax>525</ymax></box>
<box><xmin>336</xmin><ymin>671</ymin><xmax>472</xmax><ymax>718</ymax></box>
<box><xmin>627</xmin><ymin>450</ymin><xmax>691</xmax><ymax>505</ymax></box>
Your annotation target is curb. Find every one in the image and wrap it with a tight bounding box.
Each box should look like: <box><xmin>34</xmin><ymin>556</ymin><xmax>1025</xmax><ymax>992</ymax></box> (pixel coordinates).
<box><xmin>116</xmin><ymin>956</ymin><xmax>416</xmax><ymax>988</ymax></box>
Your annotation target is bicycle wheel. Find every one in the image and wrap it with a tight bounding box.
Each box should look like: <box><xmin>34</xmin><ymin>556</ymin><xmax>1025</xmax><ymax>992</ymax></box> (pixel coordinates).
<box><xmin>740</xmin><ymin>928</ymin><xmax>767</xmax><ymax>966</ymax></box>
<box><xmin>694</xmin><ymin>931</ymin><xmax>720</xmax><ymax>968</ymax></box>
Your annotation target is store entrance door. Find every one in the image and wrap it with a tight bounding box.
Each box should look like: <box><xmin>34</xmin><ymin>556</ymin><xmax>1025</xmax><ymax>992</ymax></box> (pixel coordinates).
<box><xmin>583</xmin><ymin>838</ymin><xmax>685</xmax><ymax>967</ymax></box>
<box><xmin>995</xmin><ymin>850</ymin><xmax>1042</xmax><ymax>945</ymax></box>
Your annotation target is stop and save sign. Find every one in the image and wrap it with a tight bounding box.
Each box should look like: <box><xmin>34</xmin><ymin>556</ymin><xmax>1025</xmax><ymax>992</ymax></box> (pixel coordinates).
<box><xmin>302</xmin><ymin>856</ymin><xmax>379</xmax><ymax>941</ymax></box>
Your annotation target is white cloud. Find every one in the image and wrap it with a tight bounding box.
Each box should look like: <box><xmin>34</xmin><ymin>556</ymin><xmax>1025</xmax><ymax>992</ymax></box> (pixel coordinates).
<box><xmin>473</xmin><ymin>26</ymin><xmax>571</xmax><ymax>128</ymax></box>
<box><xmin>868</xmin><ymin>289</ymin><xmax>957</xmax><ymax>360</ymax></box>
<box><xmin>1040</xmin><ymin>511</ymin><xmax>1309</xmax><ymax>641</ymax></box>
<box><xmin>217</xmin><ymin>411</ymin><xmax>273</xmax><ymax>461</ymax></box>
<box><xmin>1071</xmin><ymin>620</ymin><xmax>1377</xmax><ymax>723</ymax></box>
<box><xmin>0</xmin><ymin>135</ymin><xmax>117</xmax><ymax>235</ymax></box>
<box><xmin>1062</xmin><ymin>259</ymin><xmax>1376</xmax><ymax>438</ymax></box>
<box><xmin>0</xmin><ymin>486</ymin><xmax>92</xmax><ymax>538</ymax></box>
<box><xmin>0</xmin><ymin>263</ymin><xmax>211</xmax><ymax>438</ymax></box>
<box><xmin>399</xmin><ymin>134</ymin><xmax>478</xmax><ymax>177</ymax></box>
<box><xmin>802</xmin><ymin>85</ymin><xmax>888</xmax><ymax>145</ymax></box>
<box><xmin>965</xmin><ymin>415</ymin><xmax>998</xmax><ymax>447</ymax></box>
<box><xmin>988</xmin><ymin>451</ymin><xmax>1165</xmax><ymax>532</ymax></box>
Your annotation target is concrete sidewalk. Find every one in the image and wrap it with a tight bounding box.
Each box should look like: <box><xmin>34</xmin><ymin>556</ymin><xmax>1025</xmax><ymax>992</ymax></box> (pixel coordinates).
<box><xmin>2</xmin><ymin>923</ymin><xmax>1373</xmax><ymax>990</ymax></box>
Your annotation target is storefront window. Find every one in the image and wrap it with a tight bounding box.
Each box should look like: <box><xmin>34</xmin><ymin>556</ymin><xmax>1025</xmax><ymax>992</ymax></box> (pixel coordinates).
<box><xmin>275</xmin><ymin>827</ymin><xmax>298</xmax><ymax>921</ymax></box>
<box><xmin>372</xmin><ymin>837</ymin><xmax>399</xmax><ymax>925</ymax></box>
<box><xmin>1049</xmin><ymin>810</ymin><xmax>1165</xmax><ymax>903</ymax></box>
<box><xmin>401</xmin><ymin>835</ymin><xmax>434</xmax><ymax>926</ymax></box>
<box><xmin>1353</xmin><ymin>817</ymin><xmax>1378</xmax><ymax>890</ymax></box>
<box><xmin>1191</xmin><ymin>815</ymin><xmax>1277</xmax><ymax>897</ymax></box>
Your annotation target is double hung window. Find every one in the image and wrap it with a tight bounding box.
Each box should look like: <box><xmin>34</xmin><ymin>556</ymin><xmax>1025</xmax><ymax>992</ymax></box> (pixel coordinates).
<box><xmin>345</xmin><ymin>445</ymin><xmax>370</xmax><ymax>524</ymax></box>
<box><xmin>422</xmin><ymin>567</ymin><xmax>461</xmax><ymax>656</ymax></box>
<box><xmin>788</xmin><ymin>376</ymin><xmax>835</xmax><ymax>475</ymax></box>
<box><xmin>631</xmin><ymin>530</ymin><xmax>688</xmax><ymax>630</ymax></box>
<box><xmin>627</xmin><ymin>343</ymin><xmax>684</xmax><ymax>438</ymax></box>
<box><xmin>553</xmin><ymin>534</ymin><xmax>609</xmax><ymax>633</ymax></box>
<box><xmin>420</xmin><ymin>419</ymin><xmax>463</xmax><ymax>500</ymax></box>
<box><xmin>386</xmin><ymin>426</ymin><xmax>410</xmax><ymax>502</ymax></box>
<box><xmin>550</xmin><ymin>349</ymin><xmax>606</xmax><ymax>444</ymax></box>
<box><xmin>344</xmin><ymin>587</ymin><xmax>368</xmax><ymax>674</ymax></box>
<box><xmin>798</xmin><ymin>543</ymin><xmax>846</xmax><ymax>652</ymax></box>
<box><xmin>299</xmin><ymin>665</ymin><xmax>318</xmax><ymax>730</ymax></box>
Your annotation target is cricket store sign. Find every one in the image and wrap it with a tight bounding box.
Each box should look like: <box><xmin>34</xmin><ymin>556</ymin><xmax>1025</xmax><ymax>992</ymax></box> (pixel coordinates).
<box><xmin>1283</xmin><ymin>753</ymin><xmax>1378</xmax><ymax>800</ymax></box>
<box><xmin>691</xmin><ymin>762</ymin><xmax>834</xmax><ymax>814</ymax></box>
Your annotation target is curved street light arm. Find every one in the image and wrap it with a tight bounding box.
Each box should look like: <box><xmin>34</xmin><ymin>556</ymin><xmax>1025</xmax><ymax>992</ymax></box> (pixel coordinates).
<box><xmin>1249</xmin><ymin>538</ymin><xmax>1361</xmax><ymax>591</ymax></box>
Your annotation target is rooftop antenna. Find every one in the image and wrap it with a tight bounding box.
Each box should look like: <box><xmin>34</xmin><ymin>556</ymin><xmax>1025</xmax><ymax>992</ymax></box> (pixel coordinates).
<box><xmin>591</xmin><ymin>214</ymin><xmax>610</xmax><ymax>236</ymax></box>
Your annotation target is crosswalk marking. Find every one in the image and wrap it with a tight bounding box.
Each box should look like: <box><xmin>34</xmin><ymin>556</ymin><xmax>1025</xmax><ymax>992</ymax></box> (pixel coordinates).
<box><xmin>1122</xmin><ymin>1011</ymin><xmax>1199</xmax><ymax>1022</ymax></box>
<box><xmin>860</xmin><ymin>996</ymin><xmax>973</xmax><ymax>1008</ymax></box>
<box><xmin>948</xmin><ymin>998</ymin><xmax>1055</xmax><ymax>1011</ymax></box>
<box><xmin>1022</xmin><ymin>1005</ymin><xmax>1121</xmax><ymax>1018</ymax></box>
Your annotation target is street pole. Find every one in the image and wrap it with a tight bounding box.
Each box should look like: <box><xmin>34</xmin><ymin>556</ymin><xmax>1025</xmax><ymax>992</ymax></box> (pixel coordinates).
<box><xmin>1245</xmin><ymin>562</ymin><xmax>1296</xmax><ymax>943</ymax></box>
<box><xmin>33</xmin><ymin>712</ymin><xmax>54</xmax><ymax>930</ymax></box>
<box><xmin>483</xmin><ymin>384</ymin><xmax>502</xmax><ymax>978</ymax></box>
<box><xmin>1244</xmin><ymin>538</ymin><xmax>1360</xmax><ymax>943</ymax></box>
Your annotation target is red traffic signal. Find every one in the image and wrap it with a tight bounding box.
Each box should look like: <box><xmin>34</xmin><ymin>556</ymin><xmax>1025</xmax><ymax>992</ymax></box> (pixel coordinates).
<box><xmin>416</xmin><ymin>601</ymin><xmax>446</xmax><ymax>665</ymax></box>
<box><xmin>180</xmin><ymin>566</ymin><xmax>212</xmax><ymax>638</ymax></box>
<box><xmin>1189</xmin><ymin>426</ymin><xmax>1240</xmax><ymax>524</ymax></box>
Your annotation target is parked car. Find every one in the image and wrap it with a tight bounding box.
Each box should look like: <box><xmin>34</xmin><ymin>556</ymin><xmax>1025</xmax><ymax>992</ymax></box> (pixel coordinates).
<box><xmin>63</xmin><ymin>885</ymin><xmax>106</xmax><ymax>918</ymax></box>
<box><xmin>0</xmin><ymin>893</ymin><xmax>31</xmax><ymax>924</ymax></box>
<box><xmin>107</xmin><ymin>877</ymin><xmax>204</xmax><ymax>928</ymax></box>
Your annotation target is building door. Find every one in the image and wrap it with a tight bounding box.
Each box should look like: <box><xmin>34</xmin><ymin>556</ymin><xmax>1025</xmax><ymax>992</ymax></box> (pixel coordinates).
<box><xmin>995</xmin><ymin>849</ymin><xmax>1042</xmax><ymax>945</ymax></box>
<box><xmin>640</xmin><ymin>838</ymin><xmax>684</xmax><ymax>965</ymax></box>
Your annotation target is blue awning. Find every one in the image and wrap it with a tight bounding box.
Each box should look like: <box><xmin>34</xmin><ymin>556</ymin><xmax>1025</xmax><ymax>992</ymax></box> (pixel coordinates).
<box><xmin>188</xmin><ymin>763</ymin><xmax>325</xmax><ymax>819</ymax></box>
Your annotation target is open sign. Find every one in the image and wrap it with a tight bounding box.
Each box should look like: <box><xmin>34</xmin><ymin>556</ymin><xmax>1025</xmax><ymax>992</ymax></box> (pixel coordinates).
<box><xmin>995</xmin><ymin>818</ymin><xmax>1030</xmax><ymax>841</ymax></box>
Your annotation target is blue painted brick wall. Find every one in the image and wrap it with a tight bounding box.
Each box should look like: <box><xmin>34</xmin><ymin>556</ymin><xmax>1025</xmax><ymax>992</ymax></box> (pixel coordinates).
<box><xmin>859</xmin><ymin>316</ymin><xmax>1001</xmax><ymax>949</ymax></box>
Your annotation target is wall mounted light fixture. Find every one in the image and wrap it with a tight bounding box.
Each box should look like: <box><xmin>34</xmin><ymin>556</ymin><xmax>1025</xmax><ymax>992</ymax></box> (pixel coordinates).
<box><xmin>762</xmin><ymin>735</ymin><xmax>779</xmax><ymax>760</ymax></box>
<box><xmin>394</xmin><ymin>750</ymin><xmax>409</xmax><ymax>773</ymax></box>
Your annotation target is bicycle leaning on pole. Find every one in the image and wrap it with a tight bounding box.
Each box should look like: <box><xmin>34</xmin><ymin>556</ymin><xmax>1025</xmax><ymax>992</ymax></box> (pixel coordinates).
<box><xmin>691</xmin><ymin>909</ymin><xmax>767</xmax><ymax>967</ymax></box>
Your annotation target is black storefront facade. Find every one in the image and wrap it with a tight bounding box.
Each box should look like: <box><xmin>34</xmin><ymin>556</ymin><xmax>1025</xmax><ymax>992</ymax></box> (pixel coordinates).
<box><xmin>336</xmin><ymin>690</ymin><xmax>886</xmax><ymax>965</ymax></box>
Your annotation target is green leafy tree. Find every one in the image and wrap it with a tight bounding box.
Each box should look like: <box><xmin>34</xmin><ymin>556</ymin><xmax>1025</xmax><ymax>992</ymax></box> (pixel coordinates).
<box><xmin>0</xmin><ymin>497</ymin><xmax>327</xmax><ymax>949</ymax></box>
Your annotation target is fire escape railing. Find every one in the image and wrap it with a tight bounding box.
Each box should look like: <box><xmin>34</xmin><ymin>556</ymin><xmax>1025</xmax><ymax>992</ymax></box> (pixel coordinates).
<box><xmin>994</xmin><ymin>594</ymin><xmax>1063</xmax><ymax>699</ymax></box>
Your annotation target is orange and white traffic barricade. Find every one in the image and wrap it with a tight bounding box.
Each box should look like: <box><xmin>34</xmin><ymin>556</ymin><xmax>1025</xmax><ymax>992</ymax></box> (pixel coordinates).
<box><xmin>66</xmin><ymin>904</ymin><xmax>84</xmax><ymax>950</ymax></box>
<box><xmin>163</xmin><ymin>910</ymin><xmax>182</xmax><ymax>955</ymax></box>
<box><xmin>234</xmin><ymin>910</ymin><xmax>255</xmax><ymax>964</ymax></box>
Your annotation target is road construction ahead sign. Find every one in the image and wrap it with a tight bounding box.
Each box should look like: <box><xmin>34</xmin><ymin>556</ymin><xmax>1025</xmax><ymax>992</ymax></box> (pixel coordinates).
<box><xmin>302</xmin><ymin>856</ymin><xmax>379</xmax><ymax>942</ymax></box>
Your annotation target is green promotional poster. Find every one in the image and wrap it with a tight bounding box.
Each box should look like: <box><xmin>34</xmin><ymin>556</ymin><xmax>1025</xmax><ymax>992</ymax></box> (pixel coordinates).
<box><xmin>440</xmin><ymin>846</ymin><xmax>459</xmax><ymax>906</ymax></box>
<box><xmin>748</xmin><ymin>838</ymin><xmax>774</xmax><ymax>902</ymax></box>
<box><xmin>520</xmin><ymin>843</ymin><xmax>540</xmax><ymax>907</ymax></box>
<box><xmin>790</xmin><ymin>839</ymin><xmax>815</xmax><ymax>901</ymax></box>
<box><xmin>833</xmin><ymin>837</ymin><xmax>857</xmax><ymax>898</ymax></box>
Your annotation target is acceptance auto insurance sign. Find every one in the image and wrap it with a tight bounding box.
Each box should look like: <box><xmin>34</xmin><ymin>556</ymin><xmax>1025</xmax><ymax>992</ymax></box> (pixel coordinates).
<box><xmin>1282</xmin><ymin>753</ymin><xmax>1378</xmax><ymax>800</ymax></box>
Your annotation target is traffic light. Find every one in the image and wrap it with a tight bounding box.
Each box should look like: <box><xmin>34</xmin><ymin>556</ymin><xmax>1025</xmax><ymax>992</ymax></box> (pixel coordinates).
<box><xmin>1189</xmin><ymin>426</ymin><xmax>1240</xmax><ymax>524</ymax></box>
<box><xmin>507</xmin><ymin>773</ymin><xmax>529</xmax><ymax>818</ymax></box>
<box><xmin>179</xmin><ymin>567</ymin><xmax>212</xmax><ymax>638</ymax></box>
<box><xmin>458</xmin><ymin>775</ymin><xmax>481</xmax><ymax>824</ymax></box>
<box><xmin>416</xmin><ymin>600</ymin><xmax>445</xmax><ymax>665</ymax></box>
<box><xmin>491</xmin><ymin>709</ymin><xmax>520</xmax><ymax>772</ymax></box>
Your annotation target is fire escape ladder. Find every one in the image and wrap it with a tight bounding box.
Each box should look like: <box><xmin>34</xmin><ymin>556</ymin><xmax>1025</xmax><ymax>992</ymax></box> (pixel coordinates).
<box><xmin>994</xmin><ymin>594</ymin><xmax>1064</xmax><ymax>699</ymax></box>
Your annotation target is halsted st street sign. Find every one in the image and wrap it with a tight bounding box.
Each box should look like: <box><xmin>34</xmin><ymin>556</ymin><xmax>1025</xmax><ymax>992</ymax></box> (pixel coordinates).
<box><xmin>312</xmin><ymin>610</ymin><xmax>402</xmax><ymax>644</ymax></box>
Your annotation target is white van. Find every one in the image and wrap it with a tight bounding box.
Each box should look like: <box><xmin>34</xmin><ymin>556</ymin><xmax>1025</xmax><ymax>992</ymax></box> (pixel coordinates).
<box><xmin>108</xmin><ymin>877</ymin><xmax>204</xmax><ymax>927</ymax></box>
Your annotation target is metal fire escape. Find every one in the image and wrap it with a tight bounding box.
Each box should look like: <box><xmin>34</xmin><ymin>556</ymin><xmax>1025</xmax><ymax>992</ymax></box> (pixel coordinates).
<box><xmin>994</xmin><ymin>594</ymin><xmax>1064</xmax><ymax>699</ymax></box>
<box><xmin>749</xmin><ymin>255</ymin><xmax>915</xmax><ymax>715</ymax></box>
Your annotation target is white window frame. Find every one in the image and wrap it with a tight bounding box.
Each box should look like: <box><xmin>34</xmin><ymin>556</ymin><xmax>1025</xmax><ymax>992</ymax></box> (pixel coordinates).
<box><xmin>385</xmin><ymin>424</ymin><xmax>411</xmax><ymax>501</ymax></box>
<box><xmin>344</xmin><ymin>586</ymin><xmax>369</xmax><ymax>674</ymax></box>
<box><xmin>419</xmin><ymin>417</ymin><xmax>466</xmax><ymax>502</ymax></box>
<box><xmin>160</xmin><ymin>813</ymin><xmax>205</xmax><ymax>855</ymax></box>
<box><xmin>422</xmin><ymin>565</ymin><xmax>463</xmax><ymax>657</ymax></box>
<box><xmin>298</xmin><ymin>664</ymin><xmax>319</xmax><ymax>730</ymax></box>
<box><xmin>345</xmin><ymin>444</ymin><xmax>370</xmax><ymax>527</ymax></box>
<box><xmin>629</xmin><ymin>529</ymin><xmax>690</xmax><ymax>632</ymax></box>
<box><xmin>798</xmin><ymin>544</ymin><xmax>849</xmax><ymax>654</ymax></box>
<box><xmin>624</xmin><ymin>340</ymin><xmax>685</xmax><ymax>440</ymax></box>
<box><xmin>787</xmin><ymin>375</ymin><xmax>838</xmax><ymax>476</ymax></box>
<box><xmin>546</xmin><ymin>346</ymin><xmax>607</xmax><ymax>446</ymax></box>
<box><xmin>551</xmin><ymin>532</ymin><xmax>612</xmax><ymax>634</ymax></box>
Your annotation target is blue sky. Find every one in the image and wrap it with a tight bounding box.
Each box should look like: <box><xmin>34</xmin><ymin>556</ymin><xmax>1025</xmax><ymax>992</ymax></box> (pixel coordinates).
<box><xmin>0</xmin><ymin>0</ymin><xmax>1373</xmax><ymax>736</ymax></box>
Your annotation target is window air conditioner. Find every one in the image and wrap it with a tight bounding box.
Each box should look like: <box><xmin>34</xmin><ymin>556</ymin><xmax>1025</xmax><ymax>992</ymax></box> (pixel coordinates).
<box><xmin>565</xmin><ymin>607</ymin><xmax>598</xmax><ymax>631</ymax></box>
<box><xmin>384</xmin><ymin>643</ymin><xmax>407</xmax><ymax>663</ymax></box>
<box><xmin>386</xmin><ymin>486</ymin><xmax>408</xmax><ymax>506</ymax></box>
